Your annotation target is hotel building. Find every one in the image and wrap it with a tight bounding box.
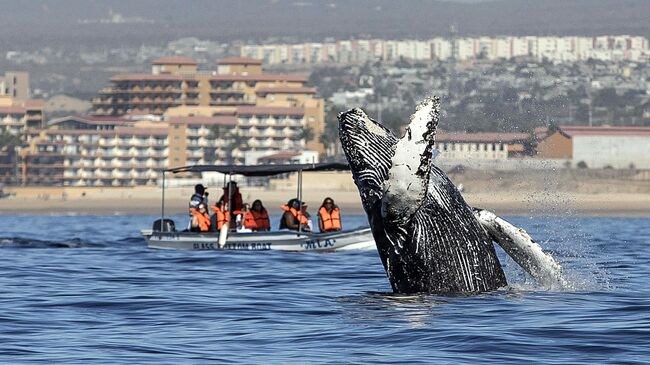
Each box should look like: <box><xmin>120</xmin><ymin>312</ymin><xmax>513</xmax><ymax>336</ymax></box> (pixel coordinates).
<box><xmin>91</xmin><ymin>56</ymin><xmax>324</xmax><ymax>153</ymax></box>
<box><xmin>19</xmin><ymin>105</ymin><xmax>309</xmax><ymax>186</ymax></box>
<box><xmin>21</xmin><ymin>115</ymin><xmax>237</xmax><ymax>186</ymax></box>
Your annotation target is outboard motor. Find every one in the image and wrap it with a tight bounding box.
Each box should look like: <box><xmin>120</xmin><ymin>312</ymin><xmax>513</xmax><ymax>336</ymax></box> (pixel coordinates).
<box><xmin>153</xmin><ymin>219</ymin><xmax>176</xmax><ymax>232</ymax></box>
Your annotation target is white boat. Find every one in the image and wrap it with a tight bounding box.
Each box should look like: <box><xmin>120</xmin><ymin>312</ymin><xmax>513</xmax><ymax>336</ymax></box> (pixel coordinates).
<box><xmin>141</xmin><ymin>162</ymin><xmax>376</xmax><ymax>252</ymax></box>
<box><xmin>141</xmin><ymin>226</ymin><xmax>375</xmax><ymax>251</ymax></box>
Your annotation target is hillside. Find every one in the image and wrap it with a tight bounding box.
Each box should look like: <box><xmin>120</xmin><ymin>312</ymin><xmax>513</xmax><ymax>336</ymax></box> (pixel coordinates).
<box><xmin>0</xmin><ymin>0</ymin><xmax>648</xmax><ymax>48</ymax></box>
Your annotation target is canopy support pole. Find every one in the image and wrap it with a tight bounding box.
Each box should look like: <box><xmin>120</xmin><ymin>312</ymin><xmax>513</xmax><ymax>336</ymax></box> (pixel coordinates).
<box><xmin>161</xmin><ymin>169</ymin><xmax>166</xmax><ymax>232</ymax></box>
<box><xmin>297</xmin><ymin>169</ymin><xmax>303</xmax><ymax>234</ymax></box>
<box><xmin>228</xmin><ymin>173</ymin><xmax>233</xmax><ymax>229</ymax></box>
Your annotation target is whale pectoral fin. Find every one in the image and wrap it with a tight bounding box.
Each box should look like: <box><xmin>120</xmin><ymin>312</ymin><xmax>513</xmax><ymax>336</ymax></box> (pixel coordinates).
<box><xmin>473</xmin><ymin>208</ymin><xmax>569</xmax><ymax>289</ymax></box>
<box><xmin>383</xmin><ymin>97</ymin><xmax>441</xmax><ymax>221</ymax></box>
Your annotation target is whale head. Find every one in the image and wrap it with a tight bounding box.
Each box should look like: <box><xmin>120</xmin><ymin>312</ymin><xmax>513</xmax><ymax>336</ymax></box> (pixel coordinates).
<box><xmin>338</xmin><ymin>97</ymin><xmax>440</xmax><ymax>218</ymax></box>
<box><xmin>338</xmin><ymin>107</ymin><xmax>398</xmax><ymax>213</ymax></box>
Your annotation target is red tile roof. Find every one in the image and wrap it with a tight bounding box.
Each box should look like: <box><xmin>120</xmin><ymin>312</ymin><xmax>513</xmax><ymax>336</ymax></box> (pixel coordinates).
<box><xmin>209</xmin><ymin>74</ymin><xmax>308</xmax><ymax>82</ymax></box>
<box><xmin>113</xmin><ymin>126</ymin><xmax>168</xmax><ymax>136</ymax></box>
<box><xmin>167</xmin><ymin>115</ymin><xmax>237</xmax><ymax>126</ymax></box>
<box><xmin>217</xmin><ymin>57</ymin><xmax>263</xmax><ymax>65</ymax></box>
<box><xmin>0</xmin><ymin>106</ymin><xmax>27</xmax><ymax>114</ymax></box>
<box><xmin>256</xmin><ymin>87</ymin><xmax>316</xmax><ymax>95</ymax></box>
<box><xmin>110</xmin><ymin>74</ymin><xmax>184</xmax><ymax>82</ymax></box>
<box><xmin>23</xmin><ymin>99</ymin><xmax>45</xmax><ymax>108</ymax></box>
<box><xmin>559</xmin><ymin>125</ymin><xmax>650</xmax><ymax>137</ymax></box>
<box><xmin>236</xmin><ymin>106</ymin><xmax>305</xmax><ymax>116</ymax></box>
<box><xmin>152</xmin><ymin>56</ymin><xmax>198</xmax><ymax>65</ymax></box>
<box><xmin>435</xmin><ymin>132</ymin><xmax>529</xmax><ymax>143</ymax></box>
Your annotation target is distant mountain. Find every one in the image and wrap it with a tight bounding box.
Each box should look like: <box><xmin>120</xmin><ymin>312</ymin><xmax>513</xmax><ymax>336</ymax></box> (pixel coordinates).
<box><xmin>0</xmin><ymin>0</ymin><xmax>648</xmax><ymax>48</ymax></box>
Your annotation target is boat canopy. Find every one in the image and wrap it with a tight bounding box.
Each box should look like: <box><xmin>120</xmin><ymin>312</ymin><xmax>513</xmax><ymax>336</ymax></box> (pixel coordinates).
<box><xmin>166</xmin><ymin>162</ymin><xmax>350</xmax><ymax>177</ymax></box>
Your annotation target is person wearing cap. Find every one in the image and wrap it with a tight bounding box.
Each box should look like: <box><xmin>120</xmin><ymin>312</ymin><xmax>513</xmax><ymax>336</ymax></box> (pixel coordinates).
<box><xmin>189</xmin><ymin>183</ymin><xmax>208</xmax><ymax>213</ymax></box>
<box><xmin>188</xmin><ymin>184</ymin><xmax>208</xmax><ymax>230</ymax></box>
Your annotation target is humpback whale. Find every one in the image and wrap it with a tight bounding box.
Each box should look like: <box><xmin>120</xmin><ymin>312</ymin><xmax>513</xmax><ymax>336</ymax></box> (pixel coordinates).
<box><xmin>339</xmin><ymin>97</ymin><xmax>566</xmax><ymax>294</ymax></box>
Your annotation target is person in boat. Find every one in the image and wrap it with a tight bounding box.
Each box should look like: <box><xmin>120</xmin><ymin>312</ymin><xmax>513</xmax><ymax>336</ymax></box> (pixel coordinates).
<box><xmin>189</xmin><ymin>183</ymin><xmax>208</xmax><ymax>211</ymax></box>
<box><xmin>219</xmin><ymin>181</ymin><xmax>243</xmax><ymax>212</ymax></box>
<box><xmin>317</xmin><ymin>197</ymin><xmax>342</xmax><ymax>233</ymax></box>
<box><xmin>250</xmin><ymin>199</ymin><xmax>271</xmax><ymax>232</ymax></box>
<box><xmin>190</xmin><ymin>203</ymin><xmax>211</xmax><ymax>232</ymax></box>
<box><xmin>235</xmin><ymin>203</ymin><xmax>257</xmax><ymax>233</ymax></box>
<box><xmin>211</xmin><ymin>198</ymin><xmax>230</xmax><ymax>232</ymax></box>
<box><xmin>301</xmin><ymin>202</ymin><xmax>313</xmax><ymax>231</ymax></box>
<box><xmin>279</xmin><ymin>198</ymin><xmax>311</xmax><ymax>232</ymax></box>
<box><xmin>188</xmin><ymin>183</ymin><xmax>208</xmax><ymax>229</ymax></box>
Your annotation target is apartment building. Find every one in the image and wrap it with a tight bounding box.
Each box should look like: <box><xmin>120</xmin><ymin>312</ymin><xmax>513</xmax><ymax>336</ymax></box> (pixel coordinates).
<box><xmin>20</xmin><ymin>114</ymin><xmax>237</xmax><ymax>186</ymax></box>
<box><xmin>241</xmin><ymin>35</ymin><xmax>650</xmax><ymax>65</ymax></box>
<box><xmin>91</xmin><ymin>56</ymin><xmax>324</xmax><ymax>153</ymax></box>
<box><xmin>18</xmin><ymin>103</ymin><xmax>313</xmax><ymax>186</ymax></box>
<box><xmin>164</xmin><ymin>105</ymin><xmax>309</xmax><ymax>163</ymax></box>
<box><xmin>92</xmin><ymin>56</ymin><xmax>311</xmax><ymax>115</ymax></box>
<box><xmin>0</xmin><ymin>96</ymin><xmax>44</xmax><ymax>134</ymax></box>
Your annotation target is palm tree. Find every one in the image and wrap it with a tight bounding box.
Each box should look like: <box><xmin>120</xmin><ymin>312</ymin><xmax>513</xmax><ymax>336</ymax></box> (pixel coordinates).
<box><xmin>298</xmin><ymin>126</ymin><xmax>314</xmax><ymax>145</ymax></box>
<box><xmin>319</xmin><ymin>112</ymin><xmax>341</xmax><ymax>158</ymax></box>
<box><xmin>0</xmin><ymin>132</ymin><xmax>22</xmax><ymax>149</ymax></box>
<box><xmin>225</xmin><ymin>129</ymin><xmax>249</xmax><ymax>164</ymax></box>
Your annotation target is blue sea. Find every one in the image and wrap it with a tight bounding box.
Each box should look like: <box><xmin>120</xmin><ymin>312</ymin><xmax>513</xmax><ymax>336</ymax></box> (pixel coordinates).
<box><xmin>0</xmin><ymin>213</ymin><xmax>649</xmax><ymax>364</ymax></box>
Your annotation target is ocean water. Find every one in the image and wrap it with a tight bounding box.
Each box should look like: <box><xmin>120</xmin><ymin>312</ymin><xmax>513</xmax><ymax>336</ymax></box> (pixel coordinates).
<box><xmin>0</xmin><ymin>213</ymin><xmax>649</xmax><ymax>364</ymax></box>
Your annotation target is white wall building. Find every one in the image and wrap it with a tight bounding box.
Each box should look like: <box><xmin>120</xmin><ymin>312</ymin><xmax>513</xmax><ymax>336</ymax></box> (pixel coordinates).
<box><xmin>569</xmin><ymin>127</ymin><xmax>650</xmax><ymax>169</ymax></box>
<box><xmin>241</xmin><ymin>35</ymin><xmax>650</xmax><ymax>65</ymax></box>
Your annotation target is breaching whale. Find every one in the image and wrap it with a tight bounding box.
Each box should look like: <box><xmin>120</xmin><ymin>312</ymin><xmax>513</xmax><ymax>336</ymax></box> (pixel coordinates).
<box><xmin>339</xmin><ymin>96</ymin><xmax>566</xmax><ymax>294</ymax></box>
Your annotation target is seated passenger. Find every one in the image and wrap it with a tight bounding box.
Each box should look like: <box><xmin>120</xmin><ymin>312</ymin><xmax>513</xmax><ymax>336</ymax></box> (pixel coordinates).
<box><xmin>250</xmin><ymin>199</ymin><xmax>271</xmax><ymax>232</ymax></box>
<box><xmin>190</xmin><ymin>203</ymin><xmax>211</xmax><ymax>232</ymax></box>
<box><xmin>318</xmin><ymin>197</ymin><xmax>342</xmax><ymax>232</ymax></box>
<box><xmin>279</xmin><ymin>198</ymin><xmax>311</xmax><ymax>232</ymax></box>
<box><xmin>235</xmin><ymin>203</ymin><xmax>256</xmax><ymax>233</ymax></box>
<box><xmin>211</xmin><ymin>199</ymin><xmax>230</xmax><ymax>231</ymax></box>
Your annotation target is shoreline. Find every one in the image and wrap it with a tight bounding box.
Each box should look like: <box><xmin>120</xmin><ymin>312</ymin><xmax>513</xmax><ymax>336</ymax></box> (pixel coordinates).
<box><xmin>1</xmin><ymin>187</ymin><xmax>649</xmax><ymax>217</ymax></box>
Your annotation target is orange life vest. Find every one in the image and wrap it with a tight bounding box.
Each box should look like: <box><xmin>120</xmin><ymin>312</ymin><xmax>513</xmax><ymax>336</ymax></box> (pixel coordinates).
<box><xmin>319</xmin><ymin>206</ymin><xmax>342</xmax><ymax>232</ymax></box>
<box><xmin>280</xmin><ymin>204</ymin><xmax>309</xmax><ymax>225</ymax></box>
<box><xmin>234</xmin><ymin>210</ymin><xmax>257</xmax><ymax>229</ymax></box>
<box><xmin>211</xmin><ymin>206</ymin><xmax>230</xmax><ymax>230</ymax></box>
<box><xmin>251</xmin><ymin>209</ymin><xmax>270</xmax><ymax>230</ymax></box>
<box><xmin>192</xmin><ymin>210</ymin><xmax>211</xmax><ymax>232</ymax></box>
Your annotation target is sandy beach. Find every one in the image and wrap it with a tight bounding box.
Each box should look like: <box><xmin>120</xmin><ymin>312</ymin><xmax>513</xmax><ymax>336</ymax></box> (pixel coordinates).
<box><xmin>1</xmin><ymin>170</ymin><xmax>649</xmax><ymax>217</ymax></box>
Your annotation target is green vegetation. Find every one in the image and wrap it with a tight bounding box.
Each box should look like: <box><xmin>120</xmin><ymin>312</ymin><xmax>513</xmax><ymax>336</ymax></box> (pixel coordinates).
<box><xmin>0</xmin><ymin>132</ymin><xmax>22</xmax><ymax>149</ymax></box>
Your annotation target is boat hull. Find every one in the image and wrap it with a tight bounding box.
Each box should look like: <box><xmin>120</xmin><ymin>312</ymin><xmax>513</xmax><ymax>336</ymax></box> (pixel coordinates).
<box><xmin>141</xmin><ymin>227</ymin><xmax>375</xmax><ymax>252</ymax></box>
